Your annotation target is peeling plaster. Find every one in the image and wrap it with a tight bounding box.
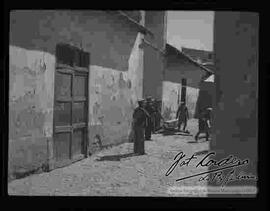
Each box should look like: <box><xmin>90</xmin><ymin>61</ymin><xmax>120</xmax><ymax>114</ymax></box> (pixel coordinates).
<box><xmin>9</xmin><ymin>11</ymin><xmax>145</xmax><ymax>177</ymax></box>
<box><xmin>9</xmin><ymin>45</ymin><xmax>55</xmax><ymax>177</ymax></box>
<box><xmin>162</xmin><ymin>81</ymin><xmax>199</xmax><ymax>120</ymax></box>
<box><xmin>88</xmin><ymin>33</ymin><xmax>143</xmax><ymax>148</ymax></box>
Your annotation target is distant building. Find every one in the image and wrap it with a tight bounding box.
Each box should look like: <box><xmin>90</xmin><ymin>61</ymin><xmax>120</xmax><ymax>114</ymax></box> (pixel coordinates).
<box><xmin>201</xmin><ymin>62</ymin><xmax>215</xmax><ymax>72</ymax></box>
<box><xmin>181</xmin><ymin>47</ymin><xmax>215</xmax><ymax>72</ymax></box>
<box><xmin>161</xmin><ymin>43</ymin><xmax>212</xmax><ymax>120</ymax></box>
<box><xmin>181</xmin><ymin>47</ymin><xmax>214</xmax><ymax>64</ymax></box>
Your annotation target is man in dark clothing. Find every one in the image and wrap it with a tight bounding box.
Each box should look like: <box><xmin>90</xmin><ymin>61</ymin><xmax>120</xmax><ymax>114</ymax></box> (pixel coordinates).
<box><xmin>176</xmin><ymin>102</ymin><xmax>189</xmax><ymax>132</ymax></box>
<box><xmin>144</xmin><ymin>96</ymin><xmax>155</xmax><ymax>140</ymax></box>
<box><xmin>195</xmin><ymin>107</ymin><xmax>212</xmax><ymax>142</ymax></box>
<box><xmin>152</xmin><ymin>99</ymin><xmax>163</xmax><ymax>133</ymax></box>
<box><xmin>155</xmin><ymin>100</ymin><xmax>163</xmax><ymax>131</ymax></box>
<box><xmin>132</xmin><ymin>99</ymin><xmax>150</xmax><ymax>155</ymax></box>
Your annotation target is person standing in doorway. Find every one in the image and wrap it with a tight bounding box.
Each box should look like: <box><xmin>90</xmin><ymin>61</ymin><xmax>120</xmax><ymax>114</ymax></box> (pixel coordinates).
<box><xmin>132</xmin><ymin>99</ymin><xmax>149</xmax><ymax>155</ymax></box>
<box><xmin>176</xmin><ymin>101</ymin><xmax>189</xmax><ymax>132</ymax></box>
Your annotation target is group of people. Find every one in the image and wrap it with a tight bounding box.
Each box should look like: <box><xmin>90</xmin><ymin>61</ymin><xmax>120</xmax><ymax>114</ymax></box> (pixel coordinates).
<box><xmin>132</xmin><ymin>97</ymin><xmax>213</xmax><ymax>155</ymax></box>
<box><xmin>175</xmin><ymin>102</ymin><xmax>212</xmax><ymax>142</ymax></box>
<box><xmin>132</xmin><ymin>96</ymin><xmax>163</xmax><ymax>155</ymax></box>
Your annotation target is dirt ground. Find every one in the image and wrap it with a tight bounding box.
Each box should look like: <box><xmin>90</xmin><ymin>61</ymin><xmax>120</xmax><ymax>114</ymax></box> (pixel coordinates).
<box><xmin>8</xmin><ymin>119</ymin><xmax>211</xmax><ymax>196</ymax></box>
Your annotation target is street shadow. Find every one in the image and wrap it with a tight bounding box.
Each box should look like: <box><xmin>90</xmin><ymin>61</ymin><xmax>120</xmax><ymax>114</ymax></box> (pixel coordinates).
<box><xmin>95</xmin><ymin>152</ymin><xmax>139</xmax><ymax>161</ymax></box>
<box><xmin>188</xmin><ymin>136</ymin><xmax>211</xmax><ymax>143</ymax></box>
<box><xmin>162</xmin><ymin>130</ymin><xmax>193</xmax><ymax>137</ymax></box>
<box><xmin>176</xmin><ymin>132</ymin><xmax>193</xmax><ymax>137</ymax></box>
<box><xmin>187</xmin><ymin>140</ymin><xmax>198</xmax><ymax>144</ymax></box>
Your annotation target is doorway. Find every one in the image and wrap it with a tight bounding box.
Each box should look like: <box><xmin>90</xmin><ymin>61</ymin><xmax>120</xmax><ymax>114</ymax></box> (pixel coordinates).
<box><xmin>53</xmin><ymin>43</ymin><xmax>90</xmax><ymax>168</ymax></box>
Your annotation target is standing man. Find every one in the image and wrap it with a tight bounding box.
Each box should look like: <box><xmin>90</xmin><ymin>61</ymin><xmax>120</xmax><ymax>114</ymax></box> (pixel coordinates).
<box><xmin>144</xmin><ymin>96</ymin><xmax>155</xmax><ymax>140</ymax></box>
<box><xmin>151</xmin><ymin>98</ymin><xmax>157</xmax><ymax>133</ymax></box>
<box><xmin>194</xmin><ymin>107</ymin><xmax>212</xmax><ymax>142</ymax></box>
<box><xmin>176</xmin><ymin>101</ymin><xmax>189</xmax><ymax>132</ymax></box>
<box><xmin>132</xmin><ymin>99</ymin><xmax>150</xmax><ymax>155</ymax></box>
<box><xmin>152</xmin><ymin>99</ymin><xmax>163</xmax><ymax>133</ymax></box>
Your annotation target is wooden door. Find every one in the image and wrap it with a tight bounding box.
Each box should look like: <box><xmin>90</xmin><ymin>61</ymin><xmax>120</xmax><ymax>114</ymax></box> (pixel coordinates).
<box><xmin>53</xmin><ymin>43</ymin><xmax>89</xmax><ymax>168</ymax></box>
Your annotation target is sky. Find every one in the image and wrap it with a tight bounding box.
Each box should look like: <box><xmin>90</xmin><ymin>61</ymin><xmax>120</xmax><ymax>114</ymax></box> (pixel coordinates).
<box><xmin>166</xmin><ymin>11</ymin><xmax>214</xmax><ymax>51</ymax></box>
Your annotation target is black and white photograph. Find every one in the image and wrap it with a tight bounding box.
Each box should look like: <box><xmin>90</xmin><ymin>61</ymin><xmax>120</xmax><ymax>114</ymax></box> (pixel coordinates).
<box><xmin>6</xmin><ymin>9</ymin><xmax>259</xmax><ymax>198</ymax></box>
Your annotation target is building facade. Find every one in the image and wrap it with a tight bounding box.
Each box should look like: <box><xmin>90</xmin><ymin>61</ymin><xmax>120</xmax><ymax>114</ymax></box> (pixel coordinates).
<box><xmin>210</xmin><ymin>12</ymin><xmax>258</xmax><ymax>193</ymax></box>
<box><xmin>9</xmin><ymin>10</ymin><xmax>166</xmax><ymax>180</ymax></box>
<box><xmin>182</xmin><ymin>47</ymin><xmax>215</xmax><ymax>72</ymax></box>
<box><xmin>181</xmin><ymin>47</ymin><xmax>214</xmax><ymax>64</ymax></box>
<box><xmin>161</xmin><ymin>44</ymin><xmax>211</xmax><ymax>120</ymax></box>
<box><xmin>142</xmin><ymin>11</ymin><xmax>167</xmax><ymax>100</ymax></box>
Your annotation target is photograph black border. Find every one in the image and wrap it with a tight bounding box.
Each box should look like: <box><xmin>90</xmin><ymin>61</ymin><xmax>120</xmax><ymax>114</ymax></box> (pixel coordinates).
<box><xmin>2</xmin><ymin>0</ymin><xmax>269</xmax><ymax>210</ymax></box>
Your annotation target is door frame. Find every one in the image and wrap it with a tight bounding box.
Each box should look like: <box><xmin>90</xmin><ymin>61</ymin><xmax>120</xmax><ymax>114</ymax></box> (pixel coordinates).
<box><xmin>51</xmin><ymin>45</ymin><xmax>90</xmax><ymax>169</ymax></box>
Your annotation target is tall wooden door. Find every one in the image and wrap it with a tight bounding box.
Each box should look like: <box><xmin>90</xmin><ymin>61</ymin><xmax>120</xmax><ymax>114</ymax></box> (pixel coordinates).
<box><xmin>53</xmin><ymin>43</ymin><xmax>89</xmax><ymax>168</ymax></box>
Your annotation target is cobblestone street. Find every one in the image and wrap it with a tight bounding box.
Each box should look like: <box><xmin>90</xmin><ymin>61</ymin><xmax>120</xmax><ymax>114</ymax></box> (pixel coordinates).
<box><xmin>8</xmin><ymin>119</ymin><xmax>211</xmax><ymax>196</ymax></box>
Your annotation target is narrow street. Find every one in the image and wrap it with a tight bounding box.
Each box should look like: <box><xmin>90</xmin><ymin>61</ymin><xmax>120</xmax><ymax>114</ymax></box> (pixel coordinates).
<box><xmin>8</xmin><ymin>119</ymin><xmax>210</xmax><ymax>196</ymax></box>
<box><xmin>7</xmin><ymin>10</ymin><xmax>258</xmax><ymax>202</ymax></box>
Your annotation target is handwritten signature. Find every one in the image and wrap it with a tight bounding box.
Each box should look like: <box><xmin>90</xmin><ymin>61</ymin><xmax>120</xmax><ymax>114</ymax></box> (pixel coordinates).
<box><xmin>165</xmin><ymin>151</ymin><xmax>257</xmax><ymax>186</ymax></box>
<box><xmin>198</xmin><ymin>168</ymin><xmax>257</xmax><ymax>187</ymax></box>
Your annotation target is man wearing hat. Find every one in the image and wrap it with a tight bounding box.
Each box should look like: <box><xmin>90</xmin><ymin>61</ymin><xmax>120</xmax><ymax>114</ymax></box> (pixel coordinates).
<box><xmin>132</xmin><ymin>99</ymin><xmax>150</xmax><ymax>155</ymax></box>
<box><xmin>144</xmin><ymin>96</ymin><xmax>155</xmax><ymax>140</ymax></box>
<box><xmin>152</xmin><ymin>99</ymin><xmax>164</xmax><ymax>133</ymax></box>
<box><xmin>154</xmin><ymin>99</ymin><xmax>163</xmax><ymax>132</ymax></box>
<box><xmin>176</xmin><ymin>101</ymin><xmax>189</xmax><ymax>132</ymax></box>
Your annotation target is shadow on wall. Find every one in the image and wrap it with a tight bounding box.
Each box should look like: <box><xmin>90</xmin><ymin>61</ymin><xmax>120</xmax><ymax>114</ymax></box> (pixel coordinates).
<box><xmin>10</xmin><ymin>10</ymin><xmax>140</xmax><ymax>72</ymax></box>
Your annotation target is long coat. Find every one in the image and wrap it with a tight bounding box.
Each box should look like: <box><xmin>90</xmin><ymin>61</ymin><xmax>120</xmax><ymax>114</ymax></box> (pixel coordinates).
<box><xmin>132</xmin><ymin>107</ymin><xmax>149</xmax><ymax>154</ymax></box>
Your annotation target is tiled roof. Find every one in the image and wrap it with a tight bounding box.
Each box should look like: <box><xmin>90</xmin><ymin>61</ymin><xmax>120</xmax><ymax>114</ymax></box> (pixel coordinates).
<box><xmin>165</xmin><ymin>44</ymin><xmax>214</xmax><ymax>75</ymax></box>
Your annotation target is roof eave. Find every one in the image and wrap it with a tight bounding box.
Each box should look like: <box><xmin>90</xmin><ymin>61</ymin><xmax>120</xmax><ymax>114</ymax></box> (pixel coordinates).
<box><xmin>117</xmin><ymin>11</ymin><xmax>154</xmax><ymax>37</ymax></box>
<box><xmin>166</xmin><ymin>44</ymin><xmax>214</xmax><ymax>75</ymax></box>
